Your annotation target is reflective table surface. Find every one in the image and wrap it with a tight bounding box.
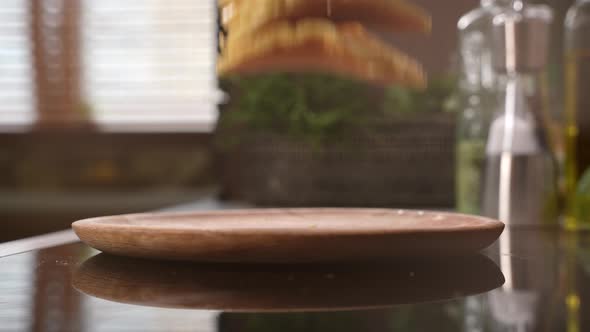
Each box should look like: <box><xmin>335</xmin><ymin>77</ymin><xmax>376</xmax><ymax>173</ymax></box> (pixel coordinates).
<box><xmin>1</xmin><ymin>227</ymin><xmax>589</xmax><ymax>332</ymax></box>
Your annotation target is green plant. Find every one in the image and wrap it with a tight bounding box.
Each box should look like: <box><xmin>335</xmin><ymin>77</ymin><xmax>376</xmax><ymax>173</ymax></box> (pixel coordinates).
<box><xmin>219</xmin><ymin>73</ymin><xmax>376</xmax><ymax>145</ymax></box>
<box><xmin>218</xmin><ymin>73</ymin><xmax>457</xmax><ymax>146</ymax></box>
<box><xmin>383</xmin><ymin>74</ymin><xmax>459</xmax><ymax>116</ymax></box>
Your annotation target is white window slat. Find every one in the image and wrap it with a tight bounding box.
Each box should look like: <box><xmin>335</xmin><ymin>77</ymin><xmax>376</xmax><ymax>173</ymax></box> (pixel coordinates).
<box><xmin>82</xmin><ymin>0</ymin><xmax>219</xmax><ymax>129</ymax></box>
<box><xmin>0</xmin><ymin>0</ymin><xmax>219</xmax><ymax>130</ymax></box>
<box><xmin>0</xmin><ymin>0</ymin><xmax>33</xmax><ymax>126</ymax></box>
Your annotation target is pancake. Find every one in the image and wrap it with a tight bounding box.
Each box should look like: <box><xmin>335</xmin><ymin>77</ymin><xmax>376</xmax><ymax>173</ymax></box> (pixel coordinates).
<box><xmin>218</xmin><ymin>19</ymin><xmax>426</xmax><ymax>88</ymax></box>
<box><xmin>221</xmin><ymin>0</ymin><xmax>431</xmax><ymax>34</ymax></box>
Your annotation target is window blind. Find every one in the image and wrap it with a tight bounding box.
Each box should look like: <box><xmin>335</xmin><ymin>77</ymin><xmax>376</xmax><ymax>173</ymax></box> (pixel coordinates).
<box><xmin>0</xmin><ymin>0</ymin><xmax>219</xmax><ymax>131</ymax></box>
<box><xmin>82</xmin><ymin>0</ymin><xmax>218</xmax><ymax>129</ymax></box>
<box><xmin>82</xmin><ymin>0</ymin><xmax>220</xmax><ymax>131</ymax></box>
<box><xmin>0</xmin><ymin>0</ymin><xmax>35</xmax><ymax>128</ymax></box>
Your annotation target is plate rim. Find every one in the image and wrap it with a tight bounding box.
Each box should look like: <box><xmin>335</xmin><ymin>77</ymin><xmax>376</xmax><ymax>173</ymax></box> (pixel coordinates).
<box><xmin>72</xmin><ymin>208</ymin><xmax>505</xmax><ymax>237</ymax></box>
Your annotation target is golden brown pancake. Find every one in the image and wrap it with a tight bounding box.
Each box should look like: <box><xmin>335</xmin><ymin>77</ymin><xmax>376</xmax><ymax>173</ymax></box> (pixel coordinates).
<box><xmin>221</xmin><ymin>0</ymin><xmax>431</xmax><ymax>34</ymax></box>
<box><xmin>217</xmin><ymin>19</ymin><xmax>426</xmax><ymax>88</ymax></box>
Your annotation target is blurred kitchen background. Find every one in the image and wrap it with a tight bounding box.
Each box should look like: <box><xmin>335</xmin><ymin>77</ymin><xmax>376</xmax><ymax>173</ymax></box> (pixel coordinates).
<box><xmin>0</xmin><ymin>0</ymin><xmax>573</xmax><ymax>242</ymax></box>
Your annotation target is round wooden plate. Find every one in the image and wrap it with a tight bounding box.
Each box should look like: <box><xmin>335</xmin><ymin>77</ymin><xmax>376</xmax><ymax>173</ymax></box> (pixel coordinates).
<box><xmin>72</xmin><ymin>208</ymin><xmax>504</xmax><ymax>263</ymax></box>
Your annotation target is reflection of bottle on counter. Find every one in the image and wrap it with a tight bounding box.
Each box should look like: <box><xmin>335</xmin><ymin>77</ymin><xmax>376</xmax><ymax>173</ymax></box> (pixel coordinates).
<box><xmin>481</xmin><ymin>1</ymin><xmax>558</xmax><ymax>227</ymax></box>
<box><xmin>456</xmin><ymin>0</ymin><xmax>511</xmax><ymax>214</ymax></box>
<box><xmin>564</xmin><ymin>0</ymin><xmax>590</xmax><ymax>230</ymax></box>
<box><xmin>561</xmin><ymin>234</ymin><xmax>582</xmax><ymax>332</ymax></box>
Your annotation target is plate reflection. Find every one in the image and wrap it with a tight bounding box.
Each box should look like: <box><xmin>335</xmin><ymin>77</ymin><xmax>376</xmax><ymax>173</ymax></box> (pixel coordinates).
<box><xmin>73</xmin><ymin>253</ymin><xmax>504</xmax><ymax>312</ymax></box>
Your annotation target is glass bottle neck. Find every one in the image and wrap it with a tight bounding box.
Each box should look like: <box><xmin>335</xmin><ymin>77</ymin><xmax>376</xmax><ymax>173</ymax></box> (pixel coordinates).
<box><xmin>481</xmin><ymin>0</ymin><xmax>513</xmax><ymax>8</ymax></box>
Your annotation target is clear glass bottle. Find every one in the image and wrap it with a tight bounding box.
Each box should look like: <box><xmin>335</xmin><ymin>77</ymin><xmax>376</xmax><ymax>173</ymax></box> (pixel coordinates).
<box><xmin>456</xmin><ymin>0</ymin><xmax>511</xmax><ymax>214</ymax></box>
<box><xmin>457</xmin><ymin>0</ymin><xmax>512</xmax><ymax>94</ymax></box>
<box><xmin>481</xmin><ymin>1</ymin><xmax>559</xmax><ymax>226</ymax></box>
<box><xmin>564</xmin><ymin>0</ymin><xmax>590</xmax><ymax>230</ymax></box>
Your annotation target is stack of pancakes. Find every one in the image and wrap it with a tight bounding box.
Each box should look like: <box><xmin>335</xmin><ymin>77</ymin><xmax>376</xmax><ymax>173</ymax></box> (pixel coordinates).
<box><xmin>217</xmin><ymin>0</ymin><xmax>431</xmax><ymax>88</ymax></box>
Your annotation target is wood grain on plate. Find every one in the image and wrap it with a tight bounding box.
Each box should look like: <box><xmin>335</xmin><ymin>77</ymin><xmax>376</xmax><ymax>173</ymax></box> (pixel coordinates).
<box><xmin>72</xmin><ymin>208</ymin><xmax>504</xmax><ymax>263</ymax></box>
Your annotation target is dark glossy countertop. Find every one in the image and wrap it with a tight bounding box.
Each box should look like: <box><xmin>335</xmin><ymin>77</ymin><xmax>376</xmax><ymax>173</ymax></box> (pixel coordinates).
<box><xmin>1</xmin><ymin>210</ymin><xmax>589</xmax><ymax>331</ymax></box>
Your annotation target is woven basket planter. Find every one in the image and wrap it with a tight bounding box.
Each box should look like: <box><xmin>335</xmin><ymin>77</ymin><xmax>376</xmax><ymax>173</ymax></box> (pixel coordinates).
<box><xmin>219</xmin><ymin>113</ymin><xmax>456</xmax><ymax>208</ymax></box>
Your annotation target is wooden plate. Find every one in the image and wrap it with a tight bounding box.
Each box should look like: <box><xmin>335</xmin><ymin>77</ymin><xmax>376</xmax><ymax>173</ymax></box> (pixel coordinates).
<box><xmin>72</xmin><ymin>208</ymin><xmax>504</xmax><ymax>263</ymax></box>
<box><xmin>73</xmin><ymin>253</ymin><xmax>504</xmax><ymax>312</ymax></box>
